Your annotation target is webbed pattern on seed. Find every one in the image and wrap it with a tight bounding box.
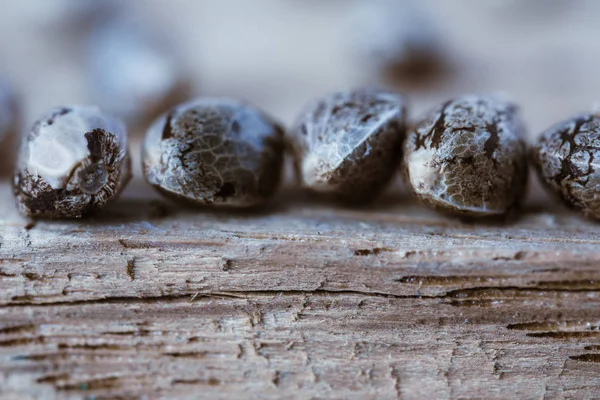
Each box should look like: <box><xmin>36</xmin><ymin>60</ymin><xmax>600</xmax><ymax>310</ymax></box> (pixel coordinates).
<box><xmin>403</xmin><ymin>96</ymin><xmax>528</xmax><ymax>216</ymax></box>
<box><xmin>290</xmin><ymin>89</ymin><xmax>405</xmax><ymax>202</ymax></box>
<box><xmin>143</xmin><ymin>99</ymin><xmax>284</xmax><ymax>207</ymax></box>
<box><xmin>531</xmin><ymin>114</ymin><xmax>600</xmax><ymax>218</ymax></box>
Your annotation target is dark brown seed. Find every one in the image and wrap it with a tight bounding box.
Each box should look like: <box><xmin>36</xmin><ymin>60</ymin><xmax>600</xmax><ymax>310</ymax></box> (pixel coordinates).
<box><xmin>288</xmin><ymin>88</ymin><xmax>406</xmax><ymax>204</ymax></box>
<box><xmin>531</xmin><ymin>113</ymin><xmax>600</xmax><ymax>219</ymax></box>
<box><xmin>142</xmin><ymin>98</ymin><xmax>285</xmax><ymax>208</ymax></box>
<box><xmin>402</xmin><ymin>95</ymin><xmax>528</xmax><ymax>217</ymax></box>
<box><xmin>13</xmin><ymin>106</ymin><xmax>131</xmax><ymax>219</ymax></box>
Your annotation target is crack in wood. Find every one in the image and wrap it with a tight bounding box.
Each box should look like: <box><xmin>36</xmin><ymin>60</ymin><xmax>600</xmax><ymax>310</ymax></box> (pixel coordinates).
<box><xmin>507</xmin><ymin>321</ymin><xmax>600</xmax><ymax>331</ymax></box>
<box><xmin>0</xmin><ymin>323</ymin><xmax>35</xmax><ymax>334</ymax></box>
<box><xmin>527</xmin><ymin>332</ymin><xmax>600</xmax><ymax>339</ymax></box>
<box><xmin>390</xmin><ymin>366</ymin><xmax>401</xmax><ymax>398</ymax></box>
<box><xmin>570</xmin><ymin>354</ymin><xmax>600</xmax><ymax>363</ymax></box>
<box><xmin>118</xmin><ymin>238</ymin><xmax>162</xmax><ymax>249</ymax></box>
<box><xmin>54</xmin><ymin>376</ymin><xmax>120</xmax><ymax>392</ymax></box>
<box><xmin>353</xmin><ymin>247</ymin><xmax>392</xmax><ymax>256</ymax></box>
<box><xmin>4</xmin><ymin>283</ymin><xmax>600</xmax><ymax>309</ymax></box>
<box><xmin>0</xmin><ymin>336</ymin><xmax>44</xmax><ymax>347</ymax></box>
<box><xmin>126</xmin><ymin>258</ymin><xmax>135</xmax><ymax>281</ymax></box>
<box><xmin>57</xmin><ymin>343</ymin><xmax>128</xmax><ymax>351</ymax></box>
<box><xmin>272</xmin><ymin>370</ymin><xmax>281</xmax><ymax>387</ymax></box>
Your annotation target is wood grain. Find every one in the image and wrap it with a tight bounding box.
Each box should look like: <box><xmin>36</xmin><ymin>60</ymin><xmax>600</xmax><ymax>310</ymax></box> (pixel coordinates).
<box><xmin>1</xmin><ymin>178</ymin><xmax>600</xmax><ymax>399</ymax></box>
<box><xmin>3</xmin><ymin>1</ymin><xmax>600</xmax><ymax>398</ymax></box>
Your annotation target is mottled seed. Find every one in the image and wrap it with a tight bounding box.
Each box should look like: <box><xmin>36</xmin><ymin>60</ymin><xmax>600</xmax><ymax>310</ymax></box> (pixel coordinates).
<box><xmin>142</xmin><ymin>98</ymin><xmax>285</xmax><ymax>208</ymax></box>
<box><xmin>288</xmin><ymin>88</ymin><xmax>406</xmax><ymax>204</ymax></box>
<box><xmin>402</xmin><ymin>95</ymin><xmax>528</xmax><ymax>217</ymax></box>
<box><xmin>13</xmin><ymin>106</ymin><xmax>131</xmax><ymax>219</ymax></box>
<box><xmin>531</xmin><ymin>113</ymin><xmax>600</xmax><ymax>219</ymax></box>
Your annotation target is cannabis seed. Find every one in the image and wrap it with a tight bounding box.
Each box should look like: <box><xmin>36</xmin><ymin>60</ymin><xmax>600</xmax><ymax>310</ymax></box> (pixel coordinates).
<box><xmin>288</xmin><ymin>88</ymin><xmax>406</xmax><ymax>204</ymax></box>
<box><xmin>142</xmin><ymin>98</ymin><xmax>285</xmax><ymax>208</ymax></box>
<box><xmin>351</xmin><ymin>0</ymin><xmax>444</xmax><ymax>75</ymax></box>
<box><xmin>13</xmin><ymin>106</ymin><xmax>131</xmax><ymax>219</ymax></box>
<box><xmin>87</xmin><ymin>15</ymin><xmax>190</xmax><ymax>126</ymax></box>
<box><xmin>531</xmin><ymin>113</ymin><xmax>600</xmax><ymax>219</ymax></box>
<box><xmin>402</xmin><ymin>95</ymin><xmax>528</xmax><ymax>217</ymax></box>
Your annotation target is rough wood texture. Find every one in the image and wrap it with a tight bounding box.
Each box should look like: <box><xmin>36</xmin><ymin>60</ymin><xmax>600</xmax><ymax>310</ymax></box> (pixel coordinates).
<box><xmin>1</xmin><ymin>178</ymin><xmax>600</xmax><ymax>399</ymax></box>
<box><xmin>3</xmin><ymin>1</ymin><xmax>600</xmax><ymax>398</ymax></box>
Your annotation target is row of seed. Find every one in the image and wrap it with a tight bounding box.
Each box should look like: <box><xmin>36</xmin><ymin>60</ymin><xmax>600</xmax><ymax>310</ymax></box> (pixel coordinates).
<box><xmin>11</xmin><ymin>88</ymin><xmax>599</xmax><ymax>220</ymax></box>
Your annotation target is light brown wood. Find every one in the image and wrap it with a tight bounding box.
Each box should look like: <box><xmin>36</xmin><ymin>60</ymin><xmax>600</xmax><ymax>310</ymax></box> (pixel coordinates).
<box><xmin>1</xmin><ymin>178</ymin><xmax>600</xmax><ymax>399</ymax></box>
<box><xmin>3</xmin><ymin>1</ymin><xmax>600</xmax><ymax>398</ymax></box>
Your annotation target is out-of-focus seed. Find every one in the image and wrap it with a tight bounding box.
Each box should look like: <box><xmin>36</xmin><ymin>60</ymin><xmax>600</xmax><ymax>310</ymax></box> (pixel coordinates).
<box><xmin>351</xmin><ymin>0</ymin><xmax>444</xmax><ymax>75</ymax></box>
<box><xmin>87</xmin><ymin>16</ymin><xmax>190</xmax><ymax>128</ymax></box>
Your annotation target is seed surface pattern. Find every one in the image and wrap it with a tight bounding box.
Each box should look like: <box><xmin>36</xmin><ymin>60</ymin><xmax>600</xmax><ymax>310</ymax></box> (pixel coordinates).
<box><xmin>289</xmin><ymin>88</ymin><xmax>406</xmax><ymax>203</ymax></box>
<box><xmin>143</xmin><ymin>98</ymin><xmax>285</xmax><ymax>207</ymax></box>
<box><xmin>531</xmin><ymin>113</ymin><xmax>600</xmax><ymax>219</ymax></box>
<box><xmin>13</xmin><ymin>106</ymin><xmax>131</xmax><ymax>218</ymax></box>
<box><xmin>403</xmin><ymin>95</ymin><xmax>528</xmax><ymax>217</ymax></box>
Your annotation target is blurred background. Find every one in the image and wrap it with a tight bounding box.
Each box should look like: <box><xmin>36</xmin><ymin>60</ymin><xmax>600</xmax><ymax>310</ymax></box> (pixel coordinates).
<box><xmin>2</xmin><ymin>0</ymin><xmax>600</xmax><ymax>138</ymax></box>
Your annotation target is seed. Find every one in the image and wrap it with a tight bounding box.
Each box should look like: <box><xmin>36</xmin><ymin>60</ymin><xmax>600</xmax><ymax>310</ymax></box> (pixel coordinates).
<box><xmin>351</xmin><ymin>0</ymin><xmax>443</xmax><ymax>75</ymax></box>
<box><xmin>288</xmin><ymin>88</ymin><xmax>406</xmax><ymax>204</ymax></box>
<box><xmin>86</xmin><ymin>16</ymin><xmax>190</xmax><ymax>127</ymax></box>
<box><xmin>142</xmin><ymin>98</ymin><xmax>285</xmax><ymax>208</ymax></box>
<box><xmin>402</xmin><ymin>95</ymin><xmax>528</xmax><ymax>217</ymax></box>
<box><xmin>0</xmin><ymin>82</ymin><xmax>19</xmax><ymax>175</ymax></box>
<box><xmin>531</xmin><ymin>113</ymin><xmax>600</xmax><ymax>219</ymax></box>
<box><xmin>13</xmin><ymin>106</ymin><xmax>131</xmax><ymax>219</ymax></box>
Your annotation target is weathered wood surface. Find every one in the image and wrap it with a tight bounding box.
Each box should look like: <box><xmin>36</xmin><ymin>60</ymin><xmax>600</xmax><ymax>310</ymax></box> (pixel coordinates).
<box><xmin>1</xmin><ymin>178</ymin><xmax>600</xmax><ymax>399</ymax></box>
<box><xmin>3</xmin><ymin>1</ymin><xmax>600</xmax><ymax>398</ymax></box>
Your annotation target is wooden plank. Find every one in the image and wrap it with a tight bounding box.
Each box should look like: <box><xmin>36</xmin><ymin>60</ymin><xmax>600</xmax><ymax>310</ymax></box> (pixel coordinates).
<box><xmin>3</xmin><ymin>1</ymin><xmax>600</xmax><ymax>398</ymax></box>
<box><xmin>1</xmin><ymin>180</ymin><xmax>600</xmax><ymax>399</ymax></box>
